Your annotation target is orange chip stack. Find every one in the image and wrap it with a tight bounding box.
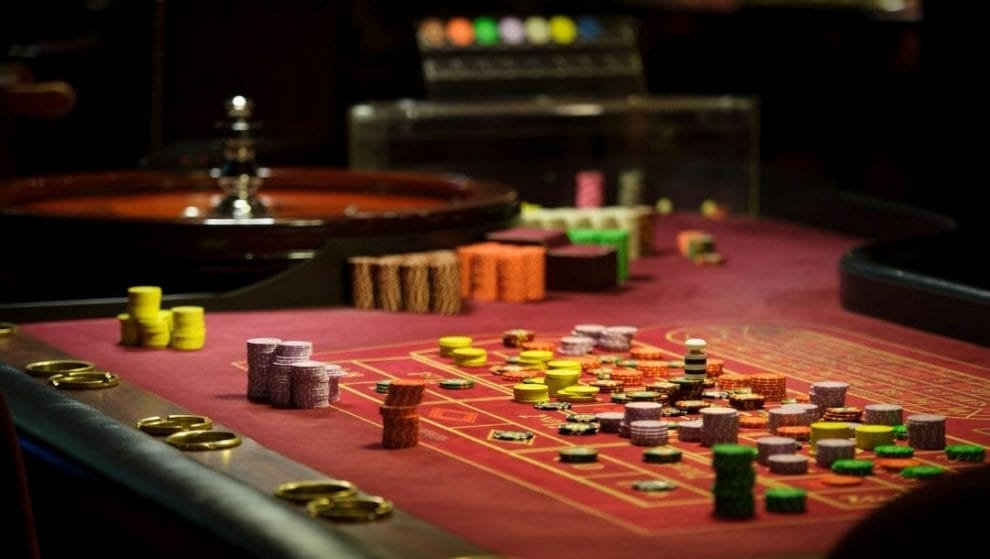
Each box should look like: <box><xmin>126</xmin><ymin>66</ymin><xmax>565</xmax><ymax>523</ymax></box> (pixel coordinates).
<box><xmin>636</xmin><ymin>360</ymin><xmax>669</xmax><ymax>381</ymax></box>
<box><xmin>574</xmin><ymin>355</ymin><xmax>601</xmax><ymax>373</ymax></box>
<box><xmin>739</xmin><ymin>415</ymin><xmax>770</xmax><ymax>429</ymax></box>
<box><xmin>716</xmin><ymin>372</ymin><xmax>750</xmax><ymax>392</ymax></box>
<box><xmin>380</xmin><ymin>379</ymin><xmax>426</xmax><ymax>449</ymax></box>
<box><xmin>497</xmin><ymin>248</ymin><xmax>528</xmax><ymax>303</ymax></box>
<box><xmin>749</xmin><ymin>373</ymin><xmax>787</xmax><ymax>402</ymax></box>
<box><xmin>521</xmin><ymin>340</ymin><xmax>556</xmax><ymax>352</ymax></box>
<box><xmin>519</xmin><ymin>245</ymin><xmax>546</xmax><ymax>302</ymax></box>
<box><xmin>706</xmin><ymin>358</ymin><xmax>724</xmax><ymax>378</ymax></box>
<box><xmin>630</xmin><ymin>346</ymin><xmax>665</xmax><ymax>361</ymax></box>
<box><xmin>776</xmin><ymin>425</ymin><xmax>812</xmax><ymax>441</ymax></box>
<box><xmin>609</xmin><ymin>369</ymin><xmax>644</xmax><ymax>389</ymax></box>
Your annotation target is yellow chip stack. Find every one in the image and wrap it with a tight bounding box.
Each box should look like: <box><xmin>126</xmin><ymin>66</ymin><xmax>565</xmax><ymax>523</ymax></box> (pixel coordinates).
<box><xmin>438</xmin><ymin>336</ymin><xmax>472</xmax><ymax>357</ymax></box>
<box><xmin>124</xmin><ymin>285</ymin><xmax>164</xmax><ymax>346</ymax></box>
<box><xmin>546</xmin><ymin>359</ymin><xmax>581</xmax><ymax>373</ymax></box>
<box><xmin>117</xmin><ymin>313</ymin><xmax>140</xmax><ymax>346</ymax></box>
<box><xmin>513</xmin><ymin>383</ymin><xmax>549</xmax><ymax>404</ymax></box>
<box><xmin>544</xmin><ymin>368</ymin><xmax>581</xmax><ymax>396</ymax></box>
<box><xmin>557</xmin><ymin>384</ymin><xmax>599</xmax><ymax>403</ymax></box>
<box><xmin>518</xmin><ymin>350</ymin><xmax>554</xmax><ymax>370</ymax></box>
<box><xmin>141</xmin><ymin>309</ymin><xmax>173</xmax><ymax>348</ymax></box>
<box><xmin>452</xmin><ymin>347</ymin><xmax>487</xmax><ymax>367</ymax></box>
<box><xmin>170</xmin><ymin>305</ymin><xmax>207</xmax><ymax>351</ymax></box>
<box><xmin>854</xmin><ymin>424</ymin><xmax>895</xmax><ymax>450</ymax></box>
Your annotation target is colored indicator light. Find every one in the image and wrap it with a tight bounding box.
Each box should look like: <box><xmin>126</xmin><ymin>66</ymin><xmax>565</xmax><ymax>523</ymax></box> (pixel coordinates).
<box><xmin>474</xmin><ymin>16</ymin><xmax>499</xmax><ymax>45</ymax></box>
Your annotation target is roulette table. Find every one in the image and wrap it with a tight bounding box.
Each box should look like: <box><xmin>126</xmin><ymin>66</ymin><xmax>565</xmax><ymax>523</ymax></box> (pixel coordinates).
<box><xmin>2</xmin><ymin>212</ymin><xmax>988</xmax><ymax>559</ymax></box>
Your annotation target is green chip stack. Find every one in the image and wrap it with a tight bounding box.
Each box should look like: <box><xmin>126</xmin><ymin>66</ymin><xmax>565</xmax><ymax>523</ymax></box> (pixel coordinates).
<box><xmin>900</xmin><ymin>465</ymin><xmax>946</xmax><ymax>480</ymax></box>
<box><xmin>711</xmin><ymin>443</ymin><xmax>758</xmax><ymax>519</ymax></box>
<box><xmin>945</xmin><ymin>444</ymin><xmax>986</xmax><ymax>462</ymax></box>
<box><xmin>567</xmin><ymin>228</ymin><xmax>629</xmax><ymax>282</ymax></box>
<box><xmin>831</xmin><ymin>458</ymin><xmax>874</xmax><ymax>476</ymax></box>
<box><xmin>874</xmin><ymin>444</ymin><xmax>914</xmax><ymax>458</ymax></box>
<box><xmin>892</xmin><ymin>424</ymin><xmax>908</xmax><ymax>440</ymax></box>
<box><xmin>764</xmin><ymin>487</ymin><xmax>807</xmax><ymax>514</ymax></box>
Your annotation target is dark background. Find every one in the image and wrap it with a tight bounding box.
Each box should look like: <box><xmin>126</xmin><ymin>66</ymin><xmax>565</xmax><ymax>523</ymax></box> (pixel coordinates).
<box><xmin>0</xmin><ymin>0</ymin><xmax>983</xmax><ymax>235</ymax></box>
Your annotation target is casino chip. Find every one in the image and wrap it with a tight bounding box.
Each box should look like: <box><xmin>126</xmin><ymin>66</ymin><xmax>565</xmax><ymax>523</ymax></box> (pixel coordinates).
<box><xmin>439</xmin><ymin>378</ymin><xmax>475</xmax><ymax>390</ymax></box>
<box><xmin>558</xmin><ymin>423</ymin><xmax>599</xmax><ymax>436</ymax></box>
<box><xmin>559</xmin><ymin>447</ymin><xmax>598</xmax><ymax>463</ymax></box>
<box><xmin>632</xmin><ymin>479</ymin><xmax>677</xmax><ymax>492</ymax></box>
<box><xmin>535</xmin><ymin>401</ymin><xmax>571</xmax><ymax>411</ymax></box>
<box><xmin>643</xmin><ymin>446</ymin><xmax>682</xmax><ymax>464</ymax></box>
<box><xmin>900</xmin><ymin>465</ymin><xmax>946</xmax><ymax>480</ymax></box>
<box><xmin>566</xmin><ymin>413</ymin><xmax>599</xmax><ymax>423</ymax></box>
<box><xmin>493</xmin><ymin>430</ymin><xmax>535</xmax><ymax>441</ymax></box>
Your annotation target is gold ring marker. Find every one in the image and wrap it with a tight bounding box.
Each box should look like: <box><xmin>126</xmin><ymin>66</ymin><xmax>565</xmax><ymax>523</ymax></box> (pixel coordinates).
<box><xmin>306</xmin><ymin>495</ymin><xmax>393</xmax><ymax>522</ymax></box>
<box><xmin>0</xmin><ymin>322</ymin><xmax>16</xmax><ymax>337</ymax></box>
<box><xmin>274</xmin><ymin>480</ymin><xmax>358</xmax><ymax>503</ymax></box>
<box><xmin>136</xmin><ymin>415</ymin><xmax>214</xmax><ymax>436</ymax></box>
<box><xmin>49</xmin><ymin>371</ymin><xmax>119</xmax><ymax>389</ymax></box>
<box><xmin>165</xmin><ymin>429</ymin><xmax>242</xmax><ymax>451</ymax></box>
<box><xmin>25</xmin><ymin>359</ymin><xmax>96</xmax><ymax>377</ymax></box>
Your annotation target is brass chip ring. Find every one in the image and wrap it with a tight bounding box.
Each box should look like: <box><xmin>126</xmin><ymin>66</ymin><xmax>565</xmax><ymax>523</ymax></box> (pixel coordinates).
<box><xmin>136</xmin><ymin>414</ymin><xmax>214</xmax><ymax>436</ymax></box>
<box><xmin>49</xmin><ymin>371</ymin><xmax>119</xmax><ymax>389</ymax></box>
<box><xmin>26</xmin><ymin>359</ymin><xmax>96</xmax><ymax>377</ymax></box>
<box><xmin>274</xmin><ymin>480</ymin><xmax>358</xmax><ymax>503</ymax></box>
<box><xmin>165</xmin><ymin>429</ymin><xmax>242</xmax><ymax>451</ymax></box>
<box><xmin>306</xmin><ymin>495</ymin><xmax>393</xmax><ymax>522</ymax></box>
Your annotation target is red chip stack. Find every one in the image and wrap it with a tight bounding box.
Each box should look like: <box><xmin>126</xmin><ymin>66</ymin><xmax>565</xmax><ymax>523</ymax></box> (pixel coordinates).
<box><xmin>381</xmin><ymin>379</ymin><xmax>426</xmax><ymax>449</ymax></box>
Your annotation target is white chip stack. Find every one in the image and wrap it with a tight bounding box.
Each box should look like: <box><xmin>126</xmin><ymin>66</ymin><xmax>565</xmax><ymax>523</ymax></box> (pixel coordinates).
<box><xmin>683</xmin><ymin>338</ymin><xmax>708</xmax><ymax>382</ymax></box>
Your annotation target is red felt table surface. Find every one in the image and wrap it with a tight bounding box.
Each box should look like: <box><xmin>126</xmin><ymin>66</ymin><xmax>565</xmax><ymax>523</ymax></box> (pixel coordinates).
<box><xmin>16</xmin><ymin>213</ymin><xmax>990</xmax><ymax>559</ymax></box>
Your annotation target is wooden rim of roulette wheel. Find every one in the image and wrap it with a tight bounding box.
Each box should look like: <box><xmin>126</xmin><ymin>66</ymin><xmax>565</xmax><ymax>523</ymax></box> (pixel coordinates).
<box><xmin>0</xmin><ymin>97</ymin><xmax>520</xmax><ymax>320</ymax></box>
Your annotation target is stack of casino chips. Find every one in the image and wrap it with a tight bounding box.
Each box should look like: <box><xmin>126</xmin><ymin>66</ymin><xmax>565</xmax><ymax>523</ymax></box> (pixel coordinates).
<box><xmin>572</xmin><ymin>323</ymin><xmax>606</xmax><ymax>343</ymax></box>
<box><xmin>513</xmin><ymin>383</ymin><xmax>549</xmax><ymax>404</ymax></box>
<box><xmin>863</xmin><ymin>403</ymin><xmax>903</xmax><ymax>425</ymax></box>
<box><xmin>380</xmin><ymin>379</ymin><xmax>426</xmax><ymax>449</ymax></box>
<box><xmin>768</xmin><ymin>407</ymin><xmax>807</xmax><ymax>434</ymax></box>
<box><xmin>519</xmin><ymin>205</ymin><xmax>654</xmax><ymax>259</ymax></box>
<box><xmin>756</xmin><ymin>436</ymin><xmax>798</xmax><ymax>466</ymax></box>
<box><xmin>457</xmin><ymin>242</ymin><xmax>546</xmax><ymax>303</ymax></box>
<box><xmin>502</xmin><ymin>329</ymin><xmax>536</xmax><ymax>348</ymax></box>
<box><xmin>246</xmin><ymin>337</ymin><xmax>281</xmax><ymax>401</ymax></box>
<box><xmin>809</xmin><ymin>381</ymin><xmax>850</xmax><ymax>415</ymax></box>
<box><xmin>682</xmin><ymin>338</ymin><xmax>708</xmax><ymax>382</ymax></box>
<box><xmin>629</xmin><ymin>420</ymin><xmax>670</xmax><ymax>446</ymax></box>
<box><xmin>748</xmin><ymin>373</ymin><xmax>787</xmax><ymax>402</ymax></box>
<box><xmin>716</xmin><ymin>372</ymin><xmax>750</xmax><ymax>392</ymax></box>
<box><xmin>619</xmin><ymin>402</ymin><xmax>663</xmax><ymax>438</ymax></box>
<box><xmin>810</xmin><ymin>421</ymin><xmax>853</xmax><ymax>453</ymax></box>
<box><xmin>711</xmin><ymin>443</ymin><xmax>758</xmax><ymax>519</ymax></box>
<box><xmin>544</xmin><ymin>368</ymin><xmax>580</xmax><ymax>396</ymax></box>
<box><xmin>767</xmin><ymin>454</ymin><xmax>809</xmax><ymax>475</ymax></box>
<box><xmin>557</xmin><ymin>335</ymin><xmax>595</xmax><ymax>356</ymax></box>
<box><xmin>575</xmin><ymin>170</ymin><xmax>604</xmax><ymax>208</ymax></box>
<box><xmin>815</xmin><ymin>439</ymin><xmax>856</xmax><ymax>468</ymax></box>
<box><xmin>169</xmin><ymin>306</ymin><xmax>206</xmax><ymax>350</ymax></box>
<box><xmin>348</xmin><ymin>250</ymin><xmax>462</xmax><ymax>315</ymax></box>
<box><xmin>699</xmin><ymin>406</ymin><xmax>739</xmax><ymax>446</ymax></box>
<box><xmin>291</xmin><ymin>360</ymin><xmax>331</xmax><ymax>408</ymax></box>
<box><xmin>595</xmin><ymin>411</ymin><xmax>624</xmax><ymax>433</ymax></box>
<box><xmin>854</xmin><ymin>425</ymin><xmax>896</xmax><ymax>450</ymax></box>
<box><xmin>765</xmin><ymin>487</ymin><xmax>807</xmax><ymax>514</ymax></box>
<box><xmin>597</xmin><ymin>325</ymin><xmax>637</xmax><ymax>351</ymax></box>
<box><xmin>906</xmin><ymin>414</ymin><xmax>947</xmax><ymax>450</ymax></box>
<box><xmin>121</xmin><ymin>285</ymin><xmax>169</xmax><ymax>348</ymax></box>
<box><xmin>617</xmin><ymin>169</ymin><xmax>644</xmax><ymax>208</ymax></box>
<box><xmin>269</xmin><ymin>340</ymin><xmax>314</xmax><ymax>408</ymax></box>
<box><xmin>326</xmin><ymin>363</ymin><xmax>347</xmax><ymax>403</ymax></box>
<box><xmin>676</xmin><ymin>420</ymin><xmax>703</xmax><ymax>442</ymax></box>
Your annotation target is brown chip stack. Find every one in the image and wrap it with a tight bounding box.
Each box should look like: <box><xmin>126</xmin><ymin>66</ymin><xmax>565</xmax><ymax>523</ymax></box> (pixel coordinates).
<box><xmin>381</xmin><ymin>379</ymin><xmax>427</xmax><ymax>449</ymax></box>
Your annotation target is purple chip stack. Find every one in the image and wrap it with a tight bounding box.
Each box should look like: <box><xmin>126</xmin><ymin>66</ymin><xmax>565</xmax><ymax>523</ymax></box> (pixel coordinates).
<box><xmin>325</xmin><ymin>363</ymin><xmax>347</xmax><ymax>403</ymax></box>
<box><xmin>246</xmin><ymin>337</ymin><xmax>281</xmax><ymax>402</ymax></box>
<box><xmin>629</xmin><ymin>420</ymin><xmax>670</xmax><ymax>446</ymax></box>
<box><xmin>699</xmin><ymin>407</ymin><xmax>739</xmax><ymax>446</ymax></box>
<box><xmin>598</xmin><ymin>326</ymin><xmax>638</xmax><ymax>352</ymax></box>
<box><xmin>756</xmin><ymin>436</ymin><xmax>798</xmax><ymax>466</ymax></box>
<box><xmin>863</xmin><ymin>403</ymin><xmax>903</xmax><ymax>426</ymax></box>
<box><xmin>676</xmin><ymin>419</ymin><xmax>703</xmax><ymax>442</ymax></box>
<box><xmin>619</xmin><ymin>401</ymin><xmax>663</xmax><ymax>438</ymax></box>
<box><xmin>291</xmin><ymin>360</ymin><xmax>330</xmax><ymax>408</ymax></box>
<box><xmin>595</xmin><ymin>411</ymin><xmax>624</xmax><ymax>433</ymax></box>
<box><xmin>572</xmin><ymin>323</ymin><xmax>606</xmax><ymax>342</ymax></box>
<box><xmin>809</xmin><ymin>381</ymin><xmax>850</xmax><ymax>413</ymax></box>
<box><xmin>269</xmin><ymin>340</ymin><xmax>313</xmax><ymax>408</ymax></box>
<box><xmin>787</xmin><ymin>403</ymin><xmax>820</xmax><ymax>425</ymax></box>
<box><xmin>557</xmin><ymin>335</ymin><xmax>596</xmax><ymax>356</ymax></box>
<box><xmin>906</xmin><ymin>414</ymin><xmax>946</xmax><ymax>450</ymax></box>
<box><xmin>767</xmin><ymin>454</ymin><xmax>809</xmax><ymax>475</ymax></box>
<box><xmin>815</xmin><ymin>439</ymin><xmax>856</xmax><ymax>468</ymax></box>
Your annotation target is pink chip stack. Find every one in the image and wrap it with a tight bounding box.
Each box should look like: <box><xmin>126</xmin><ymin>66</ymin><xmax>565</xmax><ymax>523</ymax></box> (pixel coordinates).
<box><xmin>246</xmin><ymin>337</ymin><xmax>281</xmax><ymax>402</ymax></box>
<box><xmin>269</xmin><ymin>340</ymin><xmax>313</xmax><ymax>408</ymax></box>
<box><xmin>291</xmin><ymin>360</ymin><xmax>331</xmax><ymax>408</ymax></box>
